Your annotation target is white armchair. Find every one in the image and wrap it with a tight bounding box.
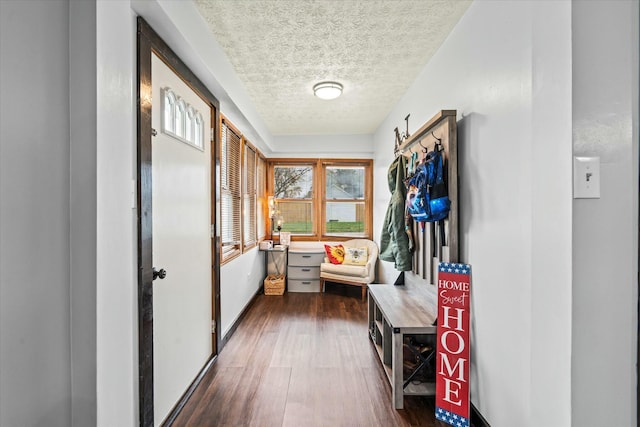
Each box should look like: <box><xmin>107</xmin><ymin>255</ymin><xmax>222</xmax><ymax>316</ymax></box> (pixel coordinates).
<box><xmin>320</xmin><ymin>239</ymin><xmax>379</xmax><ymax>301</ymax></box>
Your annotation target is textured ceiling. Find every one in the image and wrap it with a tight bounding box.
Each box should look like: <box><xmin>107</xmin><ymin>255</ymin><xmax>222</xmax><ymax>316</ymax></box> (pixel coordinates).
<box><xmin>194</xmin><ymin>0</ymin><xmax>472</xmax><ymax>136</ymax></box>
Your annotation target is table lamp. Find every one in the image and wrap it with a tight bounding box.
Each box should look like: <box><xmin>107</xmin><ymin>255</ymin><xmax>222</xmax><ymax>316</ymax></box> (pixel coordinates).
<box><xmin>275</xmin><ymin>215</ymin><xmax>284</xmax><ymax>245</ymax></box>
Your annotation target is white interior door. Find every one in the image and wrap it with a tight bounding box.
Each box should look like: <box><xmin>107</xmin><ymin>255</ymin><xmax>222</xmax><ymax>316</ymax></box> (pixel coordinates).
<box><xmin>151</xmin><ymin>52</ymin><xmax>212</xmax><ymax>425</ymax></box>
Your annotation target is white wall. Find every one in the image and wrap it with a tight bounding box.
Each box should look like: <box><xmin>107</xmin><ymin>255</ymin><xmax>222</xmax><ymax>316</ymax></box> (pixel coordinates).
<box><xmin>0</xmin><ymin>1</ymin><xmax>72</xmax><ymax>425</ymax></box>
<box><xmin>272</xmin><ymin>134</ymin><xmax>374</xmax><ymax>158</ymax></box>
<box><xmin>571</xmin><ymin>1</ymin><xmax>639</xmax><ymax>426</ymax></box>
<box><xmin>373</xmin><ymin>1</ymin><xmax>574</xmax><ymax>425</ymax></box>
<box><xmin>529</xmin><ymin>3</ymin><xmax>573</xmax><ymax>425</ymax></box>
<box><xmin>95</xmin><ymin>1</ymin><xmax>138</xmax><ymax>426</ymax></box>
<box><xmin>0</xmin><ymin>2</ymin><xmax>135</xmax><ymax>426</ymax></box>
<box><xmin>220</xmin><ymin>248</ymin><xmax>265</xmax><ymax>338</ymax></box>
<box><xmin>70</xmin><ymin>0</ymin><xmax>98</xmax><ymax>425</ymax></box>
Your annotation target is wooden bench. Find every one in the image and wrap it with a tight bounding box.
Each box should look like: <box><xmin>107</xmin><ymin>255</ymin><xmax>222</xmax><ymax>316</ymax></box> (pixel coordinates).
<box><xmin>367</xmin><ymin>280</ymin><xmax>437</xmax><ymax>409</ymax></box>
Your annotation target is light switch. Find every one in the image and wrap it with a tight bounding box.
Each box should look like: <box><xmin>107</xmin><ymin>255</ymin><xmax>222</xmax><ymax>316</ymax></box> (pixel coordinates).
<box><xmin>573</xmin><ymin>156</ymin><xmax>600</xmax><ymax>199</ymax></box>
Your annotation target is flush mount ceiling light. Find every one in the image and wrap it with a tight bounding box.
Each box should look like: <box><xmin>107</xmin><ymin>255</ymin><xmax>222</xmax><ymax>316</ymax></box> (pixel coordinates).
<box><xmin>313</xmin><ymin>81</ymin><xmax>343</xmax><ymax>100</ymax></box>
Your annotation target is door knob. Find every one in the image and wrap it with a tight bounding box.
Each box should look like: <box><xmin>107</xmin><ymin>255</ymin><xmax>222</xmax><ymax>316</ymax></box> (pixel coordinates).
<box><xmin>153</xmin><ymin>268</ymin><xmax>167</xmax><ymax>280</ymax></box>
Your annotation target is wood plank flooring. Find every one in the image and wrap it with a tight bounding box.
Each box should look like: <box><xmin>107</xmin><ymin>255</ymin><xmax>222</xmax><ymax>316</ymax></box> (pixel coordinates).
<box><xmin>173</xmin><ymin>286</ymin><xmax>439</xmax><ymax>426</ymax></box>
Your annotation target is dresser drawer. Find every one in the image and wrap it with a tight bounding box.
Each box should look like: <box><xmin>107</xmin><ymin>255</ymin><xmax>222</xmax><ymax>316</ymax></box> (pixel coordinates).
<box><xmin>288</xmin><ymin>265</ymin><xmax>320</xmax><ymax>279</ymax></box>
<box><xmin>288</xmin><ymin>278</ymin><xmax>321</xmax><ymax>293</ymax></box>
<box><xmin>288</xmin><ymin>251</ymin><xmax>325</xmax><ymax>267</ymax></box>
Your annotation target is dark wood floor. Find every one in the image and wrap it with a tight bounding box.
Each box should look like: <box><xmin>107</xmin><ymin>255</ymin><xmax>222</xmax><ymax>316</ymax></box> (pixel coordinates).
<box><xmin>173</xmin><ymin>285</ymin><xmax>439</xmax><ymax>427</ymax></box>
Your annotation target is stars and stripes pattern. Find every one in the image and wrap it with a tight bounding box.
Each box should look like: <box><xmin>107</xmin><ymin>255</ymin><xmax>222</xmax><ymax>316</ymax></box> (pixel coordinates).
<box><xmin>436</xmin><ymin>407</ymin><xmax>469</xmax><ymax>427</ymax></box>
<box><xmin>438</xmin><ymin>262</ymin><xmax>471</xmax><ymax>275</ymax></box>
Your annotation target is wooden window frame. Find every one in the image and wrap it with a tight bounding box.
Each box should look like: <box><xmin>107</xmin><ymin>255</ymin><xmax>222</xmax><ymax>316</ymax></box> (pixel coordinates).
<box><xmin>321</xmin><ymin>160</ymin><xmax>372</xmax><ymax>239</ymax></box>
<box><xmin>269</xmin><ymin>159</ymin><xmax>317</xmax><ymax>238</ymax></box>
<box><xmin>242</xmin><ymin>140</ymin><xmax>258</xmax><ymax>250</ymax></box>
<box><xmin>267</xmin><ymin>158</ymin><xmax>373</xmax><ymax>241</ymax></box>
<box><xmin>220</xmin><ymin>116</ymin><xmax>242</xmax><ymax>263</ymax></box>
<box><xmin>220</xmin><ymin>116</ymin><xmax>267</xmax><ymax>263</ymax></box>
<box><xmin>256</xmin><ymin>154</ymin><xmax>267</xmax><ymax>241</ymax></box>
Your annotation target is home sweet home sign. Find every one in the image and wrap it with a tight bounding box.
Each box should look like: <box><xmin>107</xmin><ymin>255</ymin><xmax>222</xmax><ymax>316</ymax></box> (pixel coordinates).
<box><xmin>435</xmin><ymin>263</ymin><xmax>471</xmax><ymax>427</ymax></box>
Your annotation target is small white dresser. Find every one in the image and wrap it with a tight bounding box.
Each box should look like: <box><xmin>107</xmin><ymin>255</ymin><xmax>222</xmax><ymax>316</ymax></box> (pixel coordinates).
<box><xmin>287</xmin><ymin>247</ymin><xmax>325</xmax><ymax>293</ymax></box>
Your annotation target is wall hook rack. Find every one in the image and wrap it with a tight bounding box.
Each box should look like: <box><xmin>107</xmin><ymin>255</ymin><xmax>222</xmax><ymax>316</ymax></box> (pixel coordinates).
<box><xmin>393</xmin><ymin>113</ymin><xmax>412</xmax><ymax>155</ymax></box>
<box><xmin>394</xmin><ymin>110</ymin><xmax>459</xmax><ymax>283</ymax></box>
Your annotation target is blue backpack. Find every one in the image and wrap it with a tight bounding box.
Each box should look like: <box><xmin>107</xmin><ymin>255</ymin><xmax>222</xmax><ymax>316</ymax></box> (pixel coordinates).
<box><xmin>406</xmin><ymin>145</ymin><xmax>450</xmax><ymax>222</ymax></box>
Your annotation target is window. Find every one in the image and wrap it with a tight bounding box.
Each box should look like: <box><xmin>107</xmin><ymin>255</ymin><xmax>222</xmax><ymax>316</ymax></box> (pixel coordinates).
<box><xmin>243</xmin><ymin>142</ymin><xmax>257</xmax><ymax>249</ymax></box>
<box><xmin>220</xmin><ymin>118</ymin><xmax>242</xmax><ymax>261</ymax></box>
<box><xmin>185</xmin><ymin>106</ymin><xmax>194</xmax><ymax>142</ymax></box>
<box><xmin>324</xmin><ymin>165</ymin><xmax>366</xmax><ymax>236</ymax></box>
<box><xmin>269</xmin><ymin>159</ymin><xmax>372</xmax><ymax>240</ymax></box>
<box><xmin>256</xmin><ymin>155</ymin><xmax>267</xmax><ymax>241</ymax></box>
<box><xmin>219</xmin><ymin>116</ymin><xmax>267</xmax><ymax>262</ymax></box>
<box><xmin>175</xmin><ymin>99</ymin><xmax>186</xmax><ymax>138</ymax></box>
<box><xmin>273</xmin><ymin>163</ymin><xmax>315</xmax><ymax>235</ymax></box>
<box><xmin>160</xmin><ymin>87</ymin><xmax>205</xmax><ymax>150</ymax></box>
<box><xmin>162</xmin><ymin>89</ymin><xmax>176</xmax><ymax>134</ymax></box>
<box><xmin>194</xmin><ymin>113</ymin><xmax>204</xmax><ymax>149</ymax></box>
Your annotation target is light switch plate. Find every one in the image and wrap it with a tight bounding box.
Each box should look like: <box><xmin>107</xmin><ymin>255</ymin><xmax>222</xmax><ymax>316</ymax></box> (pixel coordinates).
<box><xmin>573</xmin><ymin>156</ymin><xmax>600</xmax><ymax>199</ymax></box>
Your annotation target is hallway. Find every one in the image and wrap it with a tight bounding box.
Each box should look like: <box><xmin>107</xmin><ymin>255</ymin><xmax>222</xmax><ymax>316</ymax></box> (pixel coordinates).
<box><xmin>173</xmin><ymin>289</ymin><xmax>436</xmax><ymax>426</ymax></box>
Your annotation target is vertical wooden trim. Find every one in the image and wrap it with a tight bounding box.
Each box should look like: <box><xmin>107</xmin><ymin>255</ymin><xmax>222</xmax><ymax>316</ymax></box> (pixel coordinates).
<box><xmin>239</xmin><ymin>135</ymin><xmax>246</xmax><ymax>252</ymax></box>
<box><xmin>211</xmin><ymin>100</ymin><xmax>221</xmax><ymax>355</ymax></box>
<box><xmin>136</xmin><ymin>19</ymin><xmax>154</xmax><ymax>427</ymax></box>
<box><xmin>446</xmin><ymin>115</ymin><xmax>458</xmax><ymax>263</ymax></box>
<box><xmin>257</xmin><ymin>153</ymin><xmax>268</xmax><ymax>242</ymax></box>
<box><xmin>216</xmin><ymin>112</ymin><xmax>224</xmax><ymax>263</ymax></box>
<box><xmin>365</xmin><ymin>159</ymin><xmax>374</xmax><ymax>238</ymax></box>
<box><xmin>317</xmin><ymin>159</ymin><xmax>325</xmax><ymax>237</ymax></box>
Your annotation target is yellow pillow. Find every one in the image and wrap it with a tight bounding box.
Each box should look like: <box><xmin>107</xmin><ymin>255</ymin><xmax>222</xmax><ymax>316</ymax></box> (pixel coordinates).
<box><xmin>343</xmin><ymin>247</ymin><xmax>368</xmax><ymax>266</ymax></box>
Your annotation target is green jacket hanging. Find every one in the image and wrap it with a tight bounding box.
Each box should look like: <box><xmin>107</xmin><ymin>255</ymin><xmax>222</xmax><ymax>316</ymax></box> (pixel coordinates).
<box><xmin>380</xmin><ymin>155</ymin><xmax>413</xmax><ymax>271</ymax></box>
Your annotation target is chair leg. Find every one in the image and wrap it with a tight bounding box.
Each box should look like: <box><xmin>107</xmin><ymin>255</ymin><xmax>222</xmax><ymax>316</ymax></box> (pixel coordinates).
<box><xmin>361</xmin><ymin>285</ymin><xmax>366</xmax><ymax>302</ymax></box>
<box><xmin>321</xmin><ymin>278</ymin><xmax>325</xmax><ymax>293</ymax></box>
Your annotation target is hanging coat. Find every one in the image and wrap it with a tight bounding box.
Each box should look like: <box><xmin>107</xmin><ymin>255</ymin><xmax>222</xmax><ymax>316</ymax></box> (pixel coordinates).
<box><xmin>379</xmin><ymin>155</ymin><xmax>413</xmax><ymax>271</ymax></box>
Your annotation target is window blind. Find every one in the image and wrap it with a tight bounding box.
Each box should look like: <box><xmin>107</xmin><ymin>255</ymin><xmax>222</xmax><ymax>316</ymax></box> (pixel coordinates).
<box><xmin>256</xmin><ymin>155</ymin><xmax>266</xmax><ymax>240</ymax></box>
<box><xmin>221</xmin><ymin>119</ymin><xmax>242</xmax><ymax>260</ymax></box>
<box><xmin>243</xmin><ymin>143</ymin><xmax>257</xmax><ymax>248</ymax></box>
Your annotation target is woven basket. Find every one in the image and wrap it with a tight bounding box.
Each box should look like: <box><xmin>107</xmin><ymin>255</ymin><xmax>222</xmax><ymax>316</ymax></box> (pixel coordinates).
<box><xmin>264</xmin><ymin>274</ymin><xmax>285</xmax><ymax>296</ymax></box>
